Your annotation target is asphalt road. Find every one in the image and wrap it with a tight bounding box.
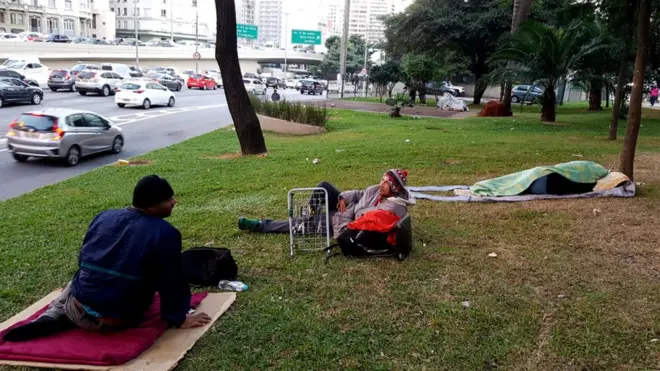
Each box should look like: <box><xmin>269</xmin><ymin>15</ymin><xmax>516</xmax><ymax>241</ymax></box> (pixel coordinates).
<box><xmin>0</xmin><ymin>87</ymin><xmax>329</xmax><ymax>201</ymax></box>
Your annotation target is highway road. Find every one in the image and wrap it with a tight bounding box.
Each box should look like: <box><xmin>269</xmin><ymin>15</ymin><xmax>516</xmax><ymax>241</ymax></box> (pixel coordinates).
<box><xmin>0</xmin><ymin>87</ymin><xmax>329</xmax><ymax>200</ymax></box>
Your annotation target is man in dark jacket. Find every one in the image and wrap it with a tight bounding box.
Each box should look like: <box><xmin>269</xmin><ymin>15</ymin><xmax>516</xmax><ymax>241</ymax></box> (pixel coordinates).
<box><xmin>3</xmin><ymin>175</ymin><xmax>210</xmax><ymax>341</ymax></box>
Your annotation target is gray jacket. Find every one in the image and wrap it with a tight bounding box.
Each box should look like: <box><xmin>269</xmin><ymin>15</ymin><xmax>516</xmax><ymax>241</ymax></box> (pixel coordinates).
<box><xmin>332</xmin><ymin>185</ymin><xmax>415</xmax><ymax>236</ymax></box>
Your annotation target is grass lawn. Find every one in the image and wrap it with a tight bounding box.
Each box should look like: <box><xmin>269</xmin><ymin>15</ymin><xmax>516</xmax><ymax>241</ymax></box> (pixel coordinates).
<box><xmin>2</xmin><ymin>104</ymin><xmax>660</xmax><ymax>369</ymax></box>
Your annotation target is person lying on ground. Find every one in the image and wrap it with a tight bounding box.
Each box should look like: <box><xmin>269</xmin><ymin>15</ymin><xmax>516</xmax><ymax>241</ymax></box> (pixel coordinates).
<box><xmin>3</xmin><ymin>175</ymin><xmax>211</xmax><ymax>342</ymax></box>
<box><xmin>238</xmin><ymin>169</ymin><xmax>415</xmax><ymax>237</ymax></box>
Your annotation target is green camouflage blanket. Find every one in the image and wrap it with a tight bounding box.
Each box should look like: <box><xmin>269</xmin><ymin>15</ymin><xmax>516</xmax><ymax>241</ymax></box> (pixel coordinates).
<box><xmin>470</xmin><ymin>161</ymin><xmax>609</xmax><ymax>197</ymax></box>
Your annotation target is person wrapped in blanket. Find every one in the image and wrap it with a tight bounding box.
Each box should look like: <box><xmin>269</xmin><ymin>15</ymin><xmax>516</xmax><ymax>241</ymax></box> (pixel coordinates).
<box><xmin>2</xmin><ymin>175</ymin><xmax>211</xmax><ymax>342</ymax></box>
<box><xmin>238</xmin><ymin>169</ymin><xmax>415</xmax><ymax>237</ymax></box>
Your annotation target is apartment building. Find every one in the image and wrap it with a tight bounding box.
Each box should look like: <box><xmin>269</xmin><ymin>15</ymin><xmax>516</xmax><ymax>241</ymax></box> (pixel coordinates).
<box><xmin>255</xmin><ymin>0</ymin><xmax>281</xmax><ymax>46</ymax></box>
<box><xmin>0</xmin><ymin>0</ymin><xmax>115</xmax><ymax>39</ymax></box>
<box><xmin>112</xmin><ymin>0</ymin><xmax>214</xmax><ymax>42</ymax></box>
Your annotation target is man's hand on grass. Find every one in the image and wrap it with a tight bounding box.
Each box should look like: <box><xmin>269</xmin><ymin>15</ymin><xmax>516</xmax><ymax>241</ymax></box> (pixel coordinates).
<box><xmin>180</xmin><ymin>313</ymin><xmax>212</xmax><ymax>329</ymax></box>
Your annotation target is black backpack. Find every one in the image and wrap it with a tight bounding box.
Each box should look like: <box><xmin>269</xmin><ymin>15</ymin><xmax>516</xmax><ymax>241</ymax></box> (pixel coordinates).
<box><xmin>326</xmin><ymin>215</ymin><xmax>413</xmax><ymax>261</ymax></box>
<box><xmin>181</xmin><ymin>247</ymin><xmax>238</xmax><ymax>286</ymax></box>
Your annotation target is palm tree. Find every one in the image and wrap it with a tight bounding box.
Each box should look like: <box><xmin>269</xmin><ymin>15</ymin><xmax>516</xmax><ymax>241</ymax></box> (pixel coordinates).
<box><xmin>492</xmin><ymin>21</ymin><xmax>606</xmax><ymax>122</ymax></box>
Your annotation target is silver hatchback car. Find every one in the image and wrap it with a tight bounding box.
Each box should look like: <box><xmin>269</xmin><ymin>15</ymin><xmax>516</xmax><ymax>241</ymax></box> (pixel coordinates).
<box><xmin>5</xmin><ymin>108</ymin><xmax>124</xmax><ymax>166</ymax></box>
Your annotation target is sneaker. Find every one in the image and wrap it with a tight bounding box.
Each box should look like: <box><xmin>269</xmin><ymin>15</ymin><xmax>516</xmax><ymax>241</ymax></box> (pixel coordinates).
<box><xmin>238</xmin><ymin>217</ymin><xmax>262</xmax><ymax>231</ymax></box>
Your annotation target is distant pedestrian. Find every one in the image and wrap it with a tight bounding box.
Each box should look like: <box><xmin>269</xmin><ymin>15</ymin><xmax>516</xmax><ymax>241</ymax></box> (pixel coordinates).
<box><xmin>651</xmin><ymin>85</ymin><xmax>659</xmax><ymax>106</ymax></box>
<box><xmin>271</xmin><ymin>88</ymin><xmax>280</xmax><ymax>101</ymax></box>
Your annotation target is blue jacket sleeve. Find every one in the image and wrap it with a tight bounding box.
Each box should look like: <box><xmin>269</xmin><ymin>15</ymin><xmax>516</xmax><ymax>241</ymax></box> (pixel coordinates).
<box><xmin>154</xmin><ymin>227</ymin><xmax>191</xmax><ymax>328</ymax></box>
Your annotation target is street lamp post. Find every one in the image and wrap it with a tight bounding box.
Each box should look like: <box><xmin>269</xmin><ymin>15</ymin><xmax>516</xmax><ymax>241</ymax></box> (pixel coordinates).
<box><xmin>134</xmin><ymin>0</ymin><xmax>139</xmax><ymax>69</ymax></box>
<box><xmin>283</xmin><ymin>12</ymin><xmax>288</xmax><ymax>75</ymax></box>
<box><xmin>363</xmin><ymin>29</ymin><xmax>368</xmax><ymax>97</ymax></box>
<box><xmin>194</xmin><ymin>0</ymin><xmax>198</xmax><ymax>73</ymax></box>
<box><xmin>339</xmin><ymin>0</ymin><xmax>350</xmax><ymax>99</ymax></box>
<box><xmin>170</xmin><ymin>0</ymin><xmax>173</xmax><ymax>42</ymax></box>
<box><xmin>23</xmin><ymin>5</ymin><xmax>28</xmax><ymax>32</ymax></box>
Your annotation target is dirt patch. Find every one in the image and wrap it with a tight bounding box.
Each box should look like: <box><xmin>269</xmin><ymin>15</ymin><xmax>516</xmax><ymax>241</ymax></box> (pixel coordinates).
<box><xmin>114</xmin><ymin>159</ymin><xmax>152</xmax><ymax>166</ymax></box>
<box><xmin>604</xmin><ymin>152</ymin><xmax>660</xmax><ymax>183</ymax></box>
<box><xmin>216</xmin><ymin>152</ymin><xmax>242</xmax><ymax>160</ymax></box>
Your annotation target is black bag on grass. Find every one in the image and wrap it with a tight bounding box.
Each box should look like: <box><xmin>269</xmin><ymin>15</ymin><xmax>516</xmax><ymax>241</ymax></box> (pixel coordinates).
<box><xmin>182</xmin><ymin>247</ymin><xmax>238</xmax><ymax>286</ymax></box>
<box><xmin>328</xmin><ymin>215</ymin><xmax>413</xmax><ymax>261</ymax></box>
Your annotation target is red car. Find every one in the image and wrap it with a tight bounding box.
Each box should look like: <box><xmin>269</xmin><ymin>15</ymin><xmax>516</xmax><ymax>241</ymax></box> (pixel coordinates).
<box><xmin>187</xmin><ymin>74</ymin><xmax>217</xmax><ymax>90</ymax></box>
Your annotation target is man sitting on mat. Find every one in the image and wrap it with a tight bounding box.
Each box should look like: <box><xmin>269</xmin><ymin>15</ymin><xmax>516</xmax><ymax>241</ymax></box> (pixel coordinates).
<box><xmin>238</xmin><ymin>169</ymin><xmax>415</xmax><ymax>236</ymax></box>
<box><xmin>3</xmin><ymin>175</ymin><xmax>211</xmax><ymax>342</ymax></box>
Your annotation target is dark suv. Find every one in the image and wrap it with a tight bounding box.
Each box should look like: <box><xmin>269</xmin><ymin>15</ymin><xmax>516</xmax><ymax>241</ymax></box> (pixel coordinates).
<box><xmin>44</xmin><ymin>34</ymin><xmax>72</xmax><ymax>43</ymax></box>
<box><xmin>425</xmin><ymin>82</ymin><xmax>456</xmax><ymax>96</ymax></box>
<box><xmin>265</xmin><ymin>77</ymin><xmax>285</xmax><ymax>89</ymax></box>
<box><xmin>48</xmin><ymin>69</ymin><xmax>76</xmax><ymax>92</ymax></box>
<box><xmin>299</xmin><ymin>80</ymin><xmax>324</xmax><ymax>95</ymax></box>
<box><xmin>0</xmin><ymin>68</ymin><xmax>39</xmax><ymax>87</ymax></box>
<box><xmin>511</xmin><ymin>85</ymin><xmax>544</xmax><ymax>103</ymax></box>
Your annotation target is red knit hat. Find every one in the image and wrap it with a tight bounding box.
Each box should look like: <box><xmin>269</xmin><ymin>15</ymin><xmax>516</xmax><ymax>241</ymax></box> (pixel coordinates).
<box><xmin>385</xmin><ymin>169</ymin><xmax>408</xmax><ymax>195</ymax></box>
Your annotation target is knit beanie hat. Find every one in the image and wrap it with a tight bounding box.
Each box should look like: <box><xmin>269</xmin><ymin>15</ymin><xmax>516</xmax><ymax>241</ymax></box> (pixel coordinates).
<box><xmin>384</xmin><ymin>169</ymin><xmax>409</xmax><ymax>195</ymax></box>
<box><xmin>132</xmin><ymin>175</ymin><xmax>174</xmax><ymax>209</ymax></box>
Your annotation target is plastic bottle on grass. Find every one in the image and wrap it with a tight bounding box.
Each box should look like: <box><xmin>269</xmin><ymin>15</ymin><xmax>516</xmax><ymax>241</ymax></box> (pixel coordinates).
<box><xmin>218</xmin><ymin>280</ymin><xmax>248</xmax><ymax>292</ymax></box>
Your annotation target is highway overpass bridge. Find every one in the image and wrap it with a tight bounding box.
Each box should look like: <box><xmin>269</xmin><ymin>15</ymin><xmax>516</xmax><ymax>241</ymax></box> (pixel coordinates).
<box><xmin>0</xmin><ymin>42</ymin><xmax>324</xmax><ymax>75</ymax></box>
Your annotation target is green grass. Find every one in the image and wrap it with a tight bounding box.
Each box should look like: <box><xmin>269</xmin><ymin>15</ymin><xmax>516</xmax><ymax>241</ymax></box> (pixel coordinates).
<box><xmin>2</xmin><ymin>104</ymin><xmax>660</xmax><ymax>370</ymax></box>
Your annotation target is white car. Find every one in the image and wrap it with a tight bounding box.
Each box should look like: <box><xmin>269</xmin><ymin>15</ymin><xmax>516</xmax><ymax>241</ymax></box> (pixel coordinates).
<box><xmin>285</xmin><ymin>79</ymin><xmax>296</xmax><ymax>89</ymax></box>
<box><xmin>206</xmin><ymin>69</ymin><xmax>223</xmax><ymax>87</ymax></box>
<box><xmin>8</xmin><ymin>61</ymin><xmax>49</xmax><ymax>83</ymax></box>
<box><xmin>243</xmin><ymin>78</ymin><xmax>266</xmax><ymax>95</ymax></box>
<box><xmin>115</xmin><ymin>80</ymin><xmax>176</xmax><ymax>109</ymax></box>
<box><xmin>444</xmin><ymin>81</ymin><xmax>465</xmax><ymax>96</ymax></box>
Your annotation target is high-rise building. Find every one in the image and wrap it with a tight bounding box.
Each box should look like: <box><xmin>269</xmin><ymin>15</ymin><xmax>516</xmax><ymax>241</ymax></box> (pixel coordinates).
<box><xmin>235</xmin><ymin>0</ymin><xmax>255</xmax><ymax>25</ymax></box>
<box><xmin>324</xmin><ymin>0</ymin><xmax>402</xmax><ymax>43</ymax></box>
<box><xmin>255</xmin><ymin>0</ymin><xmax>281</xmax><ymax>47</ymax></box>
<box><xmin>0</xmin><ymin>0</ymin><xmax>115</xmax><ymax>39</ymax></box>
<box><xmin>112</xmin><ymin>0</ymin><xmax>215</xmax><ymax>42</ymax></box>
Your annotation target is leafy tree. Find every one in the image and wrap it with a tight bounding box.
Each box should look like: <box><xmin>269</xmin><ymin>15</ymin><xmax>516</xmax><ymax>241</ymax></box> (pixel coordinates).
<box><xmin>402</xmin><ymin>53</ymin><xmax>440</xmax><ymax>105</ymax></box>
<box><xmin>570</xmin><ymin>23</ymin><xmax>619</xmax><ymax>111</ymax></box>
<box><xmin>370</xmin><ymin>60</ymin><xmax>403</xmax><ymax>101</ymax></box>
<box><xmin>319</xmin><ymin>35</ymin><xmax>373</xmax><ymax>80</ymax></box>
<box><xmin>214</xmin><ymin>0</ymin><xmax>266</xmax><ymax>154</ymax></box>
<box><xmin>382</xmin><ymin>0</ymin><xmax>511</xmax><ymax>104</ymax></box>
<box><xmin>493</xmin><ymin>21</ymin><xmax>606</xmax><ymax>122</ymax></box>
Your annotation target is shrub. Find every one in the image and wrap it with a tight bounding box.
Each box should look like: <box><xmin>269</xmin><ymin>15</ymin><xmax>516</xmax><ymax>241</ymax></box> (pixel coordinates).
<box><xmin>248</xmin><ymin>94</ymin><xmax>328</xmax><ymax>127</ymax></box>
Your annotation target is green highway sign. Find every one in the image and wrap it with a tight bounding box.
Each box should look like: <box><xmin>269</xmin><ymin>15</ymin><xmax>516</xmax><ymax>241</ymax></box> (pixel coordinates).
<box><xmin>291</xmin><ymin>29</ymin><xmax>322</xmax><ymax>45</ymax></box>
<box><xmin>237</xmin><ymin>24</ymin><xmax>258</xmax><ymax>40</ymax></box>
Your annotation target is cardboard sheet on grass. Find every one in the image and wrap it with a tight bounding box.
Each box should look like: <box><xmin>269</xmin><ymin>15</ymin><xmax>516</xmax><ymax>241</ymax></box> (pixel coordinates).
<box><xmin>0</xmin><ymin>290</ymin><xmax>235</xmax><ymax>371</ymax></box>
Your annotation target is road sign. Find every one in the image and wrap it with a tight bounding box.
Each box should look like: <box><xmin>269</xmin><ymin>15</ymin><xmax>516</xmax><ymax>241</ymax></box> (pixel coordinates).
<box><xmin>291</xmin><ymin>29</ymin><xmax>322</xmax><ymax>45</ymax></box>
<box><xmin>237</xmin><ymin>24</ymin><xmax>258</xmax><ymax>40</ymax></box>
<box><xmin>193</xmin><ymin>52</ymin><xmax>201</xmax><ymax>60</ymax></box>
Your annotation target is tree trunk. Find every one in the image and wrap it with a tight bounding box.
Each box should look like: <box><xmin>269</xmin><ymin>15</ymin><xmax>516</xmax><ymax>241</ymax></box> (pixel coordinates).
<box><xmin>214</xmin><ymin>0</ymin><xmax>267</xmax><ymax>155</ymax></box>
<box><xmin>541</xmin><ymin>85</ymin><xmax>557</xmax><ymax>122</ymax></box>
<box><xmin>502</xmin><ymin>0</ymin><xmax>534</xmax><ymax>115</ymax></box>
<box><xmin>588</xmin><ymin>79</ymin><xmax>603</xmax><ymax>111</ymax></box>
<box><xmin>387</xmin><ymin>82</ymin><xmax>395</xmax><ymax>97</ymax></box>
<box><xmin>620</xmin><ymin>0</ymin><xmax>650</xmax><ymax>179</ymax></box>
<box><xmin>473</xmin><ymin>76</ymin><xmax>487</xmax><ymax>105</ymax></box>
<box><xmin>418</xmin><ymin>83</ymin><xmax>427</xmax><ymax>105</ymax></box>
<box><xmin>499</xmin><ymin>81</ymin><xmax>505</xmax><ymax>101</ymax></box>
<box><xmin>605</xmin><ymin>84</ymin><xmax>610</xmax><ymax>108</ymax></box>
<box><xmin>408</xmin><ymin>88</ymin><xmax>417</xmax><ymax>106</ymax></box>
<box><xmin>609</xmin><ymin>44</ymin><xmax>629</xmax><ymax>140</ymax></box>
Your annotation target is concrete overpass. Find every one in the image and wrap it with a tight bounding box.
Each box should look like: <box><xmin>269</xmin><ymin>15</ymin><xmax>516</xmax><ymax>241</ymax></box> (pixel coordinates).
<box><xmin>0</xmin><ymin>42</ymin><xmax>324</xmax><ymax>75</ymax></box>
